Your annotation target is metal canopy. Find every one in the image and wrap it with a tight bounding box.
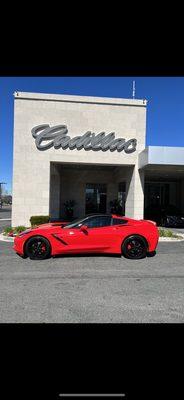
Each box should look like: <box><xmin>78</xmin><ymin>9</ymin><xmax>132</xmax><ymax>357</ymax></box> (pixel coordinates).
<box><xmin>139</xmin><ymin>146</ymin><xmax>184</xmax><ymax>170</ymax></box>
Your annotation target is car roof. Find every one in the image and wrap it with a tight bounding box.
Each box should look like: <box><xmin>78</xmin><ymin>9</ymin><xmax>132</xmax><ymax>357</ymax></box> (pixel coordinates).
<box><xmin>84</xmin><ymin>213</ymin><xmax>124</xmax><ymax>218</ymax></box>
<box><xmin>85</xmin><ymin>213</ymin><xmax>112</xmax><ymax>218</ymax></box>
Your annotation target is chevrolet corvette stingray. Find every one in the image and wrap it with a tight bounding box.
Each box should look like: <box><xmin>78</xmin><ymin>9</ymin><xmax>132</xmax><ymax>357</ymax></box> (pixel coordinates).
<box><xmin>13</xmin><ymin>214</ymin><xmax>159</xmax><ymax>260</ymax></box>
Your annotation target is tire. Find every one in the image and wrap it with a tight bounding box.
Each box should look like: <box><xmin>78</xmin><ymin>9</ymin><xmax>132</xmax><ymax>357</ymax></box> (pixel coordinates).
<box><xmin>147</xmin><ymin>250</ymin><xmax>156</xmax><ymax>257</ymax></box>
<box><xmin>24</xmin><ymin>236</ymin><xmax>51</xmax><ymax>260</ymax></box>
<box><xmin>122</xmin><ymin>235</ymin><xmax>148</xmax><ymax>259</ymax></box>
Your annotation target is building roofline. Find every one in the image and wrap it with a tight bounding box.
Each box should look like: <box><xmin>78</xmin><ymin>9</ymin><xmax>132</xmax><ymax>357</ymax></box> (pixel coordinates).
<box><xmin>139</xmin><ymin>146</ymin><xmax>184</xmax><ymax>169</ymax></box>
<box><xmin>13</xmin><ymin>91</ymin><xmax>147</xmax><ymax>107</ymax></box>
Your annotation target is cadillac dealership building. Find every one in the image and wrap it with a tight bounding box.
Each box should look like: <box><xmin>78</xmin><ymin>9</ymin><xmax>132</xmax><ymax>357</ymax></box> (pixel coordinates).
<box><xmin>12</xmin><ymin>91</ymin><xmax>184</xmax><ymax>227</ymax></box>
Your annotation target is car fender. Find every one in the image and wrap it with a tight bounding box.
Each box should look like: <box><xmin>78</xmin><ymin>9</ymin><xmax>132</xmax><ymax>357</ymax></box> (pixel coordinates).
<box><xmin>121</xmin><ymin>233</ymin><xmax>149</xmax><ymax>250</ymax></box>
<box><xmin>23</xmin><ymin>234</ymin><xmax>52</xmax><ymax>255</ymax></box>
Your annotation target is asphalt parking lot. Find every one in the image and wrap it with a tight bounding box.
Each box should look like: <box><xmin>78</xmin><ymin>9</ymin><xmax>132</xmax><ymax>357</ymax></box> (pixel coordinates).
<box><xmin>1</xmin><ymin>238</ymin><xmax>184</xmax><ymax>323</ymax></box>
<box><xmin>0</xmin><ymin>204</ymin><xmax>11</xmax><ymax>219</ymax></box>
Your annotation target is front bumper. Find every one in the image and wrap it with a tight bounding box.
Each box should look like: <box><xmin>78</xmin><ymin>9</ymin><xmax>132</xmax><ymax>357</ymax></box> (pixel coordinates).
<box><xmin>13</xmin><ymin>236</ymin><xmax>25</xmax><ymax>256</ymax></box>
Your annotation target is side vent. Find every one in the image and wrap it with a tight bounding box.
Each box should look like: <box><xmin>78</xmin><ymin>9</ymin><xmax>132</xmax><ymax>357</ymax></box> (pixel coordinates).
<box><xmin>52</xmin><ymin>234</ymin><xmax>68</xmax><ymax>245</ymax></box>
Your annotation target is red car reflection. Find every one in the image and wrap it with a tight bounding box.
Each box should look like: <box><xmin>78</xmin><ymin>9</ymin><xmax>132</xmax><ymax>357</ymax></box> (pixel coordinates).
<box><xmin>13</xmin><ymin>214</ymin><xmax>159</xmax><ymax>260</ymax></box>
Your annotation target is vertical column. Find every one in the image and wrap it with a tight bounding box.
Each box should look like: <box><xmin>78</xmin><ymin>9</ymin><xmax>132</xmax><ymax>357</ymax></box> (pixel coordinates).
<box><xmin>125</xmin><ymin>165</ymin><xmax>144</xmax><ymax>219</ymax></box>
<box><xmin>12</xmin><ymin>99</ymin><xmax>51</xmax><ymax>227</ymax></box>
<box><xmin>125</xmin><ymin>166</ymin><xmax>135</xmax><ymax>218</ymax></box>
<box><xmin>12</xmin><ymin>163</ymin><xmax>50</xmax><ymax>227</ymax></box>
<box><xmin>133</xmin><ymin>166</ymin><xmax>144</xmax><ymax>219</ymax></box>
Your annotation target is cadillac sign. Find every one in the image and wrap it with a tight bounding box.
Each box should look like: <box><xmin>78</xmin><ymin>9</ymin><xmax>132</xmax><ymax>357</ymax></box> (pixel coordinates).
<box><xmin>31</xmin><ymin>124</ymin><xmax>137</xmax><ymax>154</ymax></box>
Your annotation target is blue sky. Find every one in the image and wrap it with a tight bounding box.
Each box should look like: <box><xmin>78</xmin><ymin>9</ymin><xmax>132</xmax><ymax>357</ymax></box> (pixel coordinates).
<box><xmin>1</xmin><ymin>77</ymin><xmax>184</xmax><ymax>194</ymax></box>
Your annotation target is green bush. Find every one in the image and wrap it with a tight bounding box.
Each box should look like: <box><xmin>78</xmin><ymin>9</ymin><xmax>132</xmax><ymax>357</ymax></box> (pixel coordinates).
<box><xmin>3</xmin><ymin>226</ymin><xmax>13</xmax><ymax>235</ymax></box>
<box><xmin>14</xmin><ymin>226</ymin><xmax>27</xmax><ymax>234</ymax></box>
<box><xmin>3</xmin><ymin>226</ymin><xmax>27</xmax><ymax>236</ymax></box>
<box><xmin>158</xmin><ymin>228</ymin><xmax>182</xmax><ymax>238</ymax></box>
<box><xmin>166</xmin><ymin>230</ymin><xmax>173</xmax><ymax>237</ymax></box>
<box><xmin>30</xmin><ymin>215</ymin><xmax>50</xmax><ymax>227</ymax></box>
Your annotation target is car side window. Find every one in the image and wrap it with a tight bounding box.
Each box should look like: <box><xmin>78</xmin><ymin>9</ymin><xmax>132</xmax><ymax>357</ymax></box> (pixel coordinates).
<box><xmin>86</xmin><ymin>216</ymin><xmax>112</xmax><ymax>228</ymax></box>
<box><xmin>73</xmin><ymin>221</ymin><xmax>92</xmax><ymax>229</ymax></box>
<box><xmin>112</xmin><ymin>218</ymin><xmax>127</xmax><ymax>225</ymax></box>
<box><xmin>75</xmin><ymin>222</ymin><xmax>84</xmax><ymax>228</ymax></box>
<box><xmin>63</xmin><ymin>217</ymin><xmax>91</xmax><ymax>229</ymax></box>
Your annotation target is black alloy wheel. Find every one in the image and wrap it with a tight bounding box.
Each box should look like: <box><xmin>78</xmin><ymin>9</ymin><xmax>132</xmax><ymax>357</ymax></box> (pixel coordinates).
<box><xmin>25</xmin><ymin>236</ymin><xmax>51</xmax><ymax>260</ymax></box>
<box><xmin>122</xmin><ymin>235</ymin><xmax>147</xmax><ymax>259</ymax></box>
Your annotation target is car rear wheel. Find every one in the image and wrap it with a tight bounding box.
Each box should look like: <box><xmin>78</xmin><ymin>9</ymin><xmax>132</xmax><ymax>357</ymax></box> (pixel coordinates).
<box><xmin>25</xmin><ymin>236</ymin><xmax>51</xmax><ymax>260</ymax></box>
<box><xmin>122</xmin><ymin>235</ymin><xmax>147</xmax><ymax>259</ymax></box>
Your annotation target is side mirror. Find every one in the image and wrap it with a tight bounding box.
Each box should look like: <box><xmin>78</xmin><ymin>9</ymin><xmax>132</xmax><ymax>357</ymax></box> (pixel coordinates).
<box><xmin>80</xmin><ymin>225</ymin><xmax>88</xmax><ymax>232</ymax></box>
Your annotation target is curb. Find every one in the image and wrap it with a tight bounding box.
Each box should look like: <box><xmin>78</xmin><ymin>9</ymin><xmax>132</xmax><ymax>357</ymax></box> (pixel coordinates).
<box><xmin>159</xmin><ymin>237</ymin><xmax>184</xmax><ymax>242</ymax></box>
<box><xmin>0</xmin><ymin>233</ymin><xmax>14</xmax><ymax>242</ymax></box>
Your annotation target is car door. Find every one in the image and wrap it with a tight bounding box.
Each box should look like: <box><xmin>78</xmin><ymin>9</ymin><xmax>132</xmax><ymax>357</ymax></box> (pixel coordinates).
<box><xmin>53</xmin><ymin>222</ymin><xmax>90</xmax><ymax>253</ymax></box>
<box><xmin>51</xmin><ymin>216</ymin><xmax>97</xmax><ymax>253</ymax></box>
<box><xmin>82</xmin><ymin>215</ymin><xmax>112</xmax><ymax>251</ymax></box>
<box><xmin>55</xmin><ymin>216</ymin><xmax>113</xmax><ymax>253</ymax></box>
<box><xmin>85</xmin><ymin>216</ymin><xmax>127</xmax><ymax>251</ymax></box>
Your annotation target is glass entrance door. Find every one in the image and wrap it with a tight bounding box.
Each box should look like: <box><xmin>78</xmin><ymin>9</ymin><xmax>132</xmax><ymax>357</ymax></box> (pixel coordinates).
<box><xmin>144</xmin><ymin>182</ymin><xmax>170</xmax><ymax>209</ymax></box>
<box><xmin>85</xmin><ymin>184</ymin><xmax>107</xmax><ymax>214</ymax></box>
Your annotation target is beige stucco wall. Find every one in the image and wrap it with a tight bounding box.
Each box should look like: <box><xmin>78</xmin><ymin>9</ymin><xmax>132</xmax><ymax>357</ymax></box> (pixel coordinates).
<box><xmin>12</xmin><ymin>92</ymin><xmax>147</xmax><ymax>226</ymax></box>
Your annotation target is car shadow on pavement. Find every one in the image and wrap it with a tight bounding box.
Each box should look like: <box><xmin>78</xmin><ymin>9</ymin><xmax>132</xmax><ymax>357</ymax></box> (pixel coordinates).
<box><xmin>52</xmin><ymin>251</ymin><xmax>156</xmax><ymax>260</ymax></box>
<box><xmin>53</xmin><ymin>252</ymin><xmax>122</xmax><ymax>259</ymax></box>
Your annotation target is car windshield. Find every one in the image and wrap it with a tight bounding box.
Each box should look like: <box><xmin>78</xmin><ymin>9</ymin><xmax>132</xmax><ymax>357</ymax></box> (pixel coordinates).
<box><xmin>63</xmin><ymin>217</ymin><xmax>87</xmax><ymax>229</ymax></box>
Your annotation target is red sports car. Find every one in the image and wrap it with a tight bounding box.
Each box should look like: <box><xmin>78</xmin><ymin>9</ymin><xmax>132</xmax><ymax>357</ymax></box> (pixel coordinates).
<box><xmin>13</xmin><ymin>214</ymin><xmax>159</xmax><ymax>260</ymax></box>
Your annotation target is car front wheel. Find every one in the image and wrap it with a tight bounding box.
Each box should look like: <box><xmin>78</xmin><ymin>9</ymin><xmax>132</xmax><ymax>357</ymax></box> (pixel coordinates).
<box><xmin>122</xmin><ymin>235</ymin><xmax>147</xmax><ymax>259</ymax></box>
<box><xmin>25</xmin><ymin>236</ymin><xmax>51</xmax><ymax>260</ymax></box>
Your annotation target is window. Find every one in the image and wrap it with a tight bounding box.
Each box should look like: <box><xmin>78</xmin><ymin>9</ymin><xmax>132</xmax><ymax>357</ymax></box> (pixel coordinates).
<box><xmin>86</xmin><ymin>216</ymin><xmax>112</xmax><ymax>228</ymax></box>
<box><xmin>63</xmin><ymin>217</ymin><xmax>87</xmax><ymax>229</ymax></box>
<box><xmin>118</xmin><ymin>182</ymin><xmax>126</xmax><ymax>215</ymax></box>
<box><xmin>112</xmin><ymin>218</ymin><xmax>127</xmax><ymax>225</ymax></box>
<box><xmin>85</xmin><ymin>183</ymin><xmax>107</xmax><ymax>214</ymax></box>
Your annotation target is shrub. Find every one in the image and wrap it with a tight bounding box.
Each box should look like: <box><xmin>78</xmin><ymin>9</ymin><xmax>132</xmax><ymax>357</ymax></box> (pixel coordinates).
<box><xmin>14</xmin><ymin>226</ymin><xmax>27</xmax><ymax>234</ymax></box>
<box><xmin>3</xmin><ymin>226</ymin><xmax>27</xmax><ymax>236</ymax></box>
<box><xmin>158</xmin><ymin>228</ymin><xmax>182</xmax><ymax>238</ymax></box>
<box><xmin>165</xmin><ymin>230</ymin><xmax>173</xmax><ymax>237</ymax></box>
<box><xmin>3</xmin><ymin>226</ymin><xmax>13</xmax><ymax>236</ymax></box>
<box><xmin>30</xmin><ymin>215</ymin><xmax>50</xmax><ymax>227</ymax></box>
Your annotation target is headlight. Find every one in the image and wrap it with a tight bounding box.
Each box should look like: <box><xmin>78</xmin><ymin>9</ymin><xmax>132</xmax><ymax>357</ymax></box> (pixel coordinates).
<box><xmin>18</xmin><ymin>229</ymin><xmax>32</xmax><ymax>237</ymax></box>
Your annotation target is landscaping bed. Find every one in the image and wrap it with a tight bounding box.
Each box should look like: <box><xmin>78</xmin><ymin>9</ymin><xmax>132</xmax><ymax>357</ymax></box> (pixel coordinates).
<box><xmin>158</xmin><ymin>228</ymin><xmax>184</xmax><ymax>240</ymax></box>
<box><xmin>3</xmin><ymin>226</ymin><xmax>28</xmax><ymax>237</ymax></box>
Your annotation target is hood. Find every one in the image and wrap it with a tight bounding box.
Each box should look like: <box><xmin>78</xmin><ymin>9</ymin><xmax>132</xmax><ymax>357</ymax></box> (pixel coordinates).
<box><xmin>36</xmin><ymin>222</ymin><xmax>69</xmax><ymax>229</ymax></box>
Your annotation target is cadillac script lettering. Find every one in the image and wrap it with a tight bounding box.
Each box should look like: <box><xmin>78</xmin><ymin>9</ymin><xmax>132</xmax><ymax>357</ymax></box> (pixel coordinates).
<box><xmin>31</xmin><ymin>124</ymin><xmax>137</xmax><ymax>154</ymax></box>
